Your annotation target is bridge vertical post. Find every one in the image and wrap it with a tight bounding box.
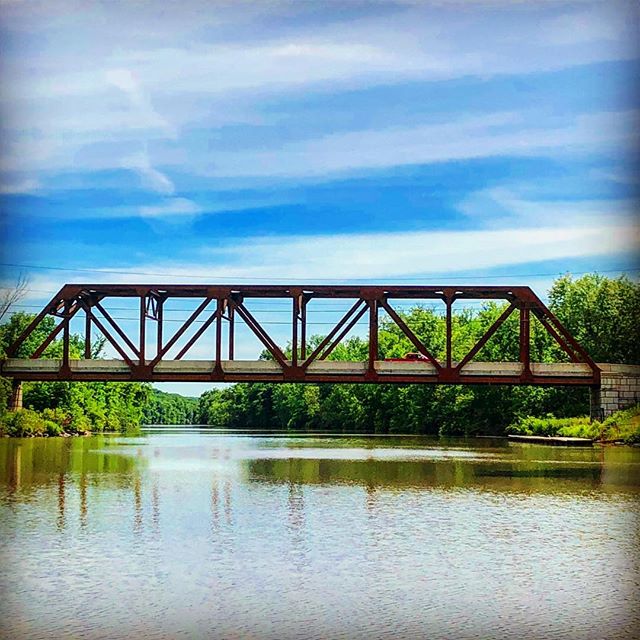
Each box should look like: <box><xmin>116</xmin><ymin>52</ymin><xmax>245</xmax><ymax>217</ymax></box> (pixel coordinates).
<box><xmin>62</xmin><ymin>301</ymin><xmax>70</xmax><ymax>374</ymax></box>
<box><xmin>445</xmin><ymin>293</ymin><xmax>453</xmax><ymax>369</ymax></box>
<box><xmin>139</xmin><ymin>295</ymin><xmax>146</xmax><ymax>366</ymax></box>
<box><xmin>519</xmin><ymin>303</ymin><xmax>531</xmax><ymax>376</ymax></box>
<box><xmin>215</xmin><ymin>299</ymin><xmax>223</xmax><ymax>374</ymax></box>
<box><xmin>228</xmin><ymin>302</ymin><xmax>235</xmax><ymax>360</ymax></box>
<box><xmin>9</xmin><ymin>379</ymin><xmax>23</xmax><ymax>412</ymax></box>
<box><xmin>84</xmin><ymin>305</ymin><xmax>92</xmax><ymax>359</ymax></box>
<box><xmin>368</xmin><ymin>299</ymin><xmax>378</xmax><ymax>375</ymax></box>
<box><xmin>300</xmin><ymin>297</ymin><xmax>307</xmax><ymax>360</ymax></box>
<box><xmin>156</xmin><ymin>298</ymin><xmax>163</xmax><ymax>356</ymax></box>
<box><xmin>291</xmin><ymin>294</ymin><xmax>299</xmax><ymax>367</ymax></box>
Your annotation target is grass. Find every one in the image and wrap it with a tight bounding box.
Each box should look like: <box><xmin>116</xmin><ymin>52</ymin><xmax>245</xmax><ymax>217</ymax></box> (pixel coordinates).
<box><xmin>507</xmin><ymin>405</ymin><xmax>640</xmax><ymax>444</ymax></box>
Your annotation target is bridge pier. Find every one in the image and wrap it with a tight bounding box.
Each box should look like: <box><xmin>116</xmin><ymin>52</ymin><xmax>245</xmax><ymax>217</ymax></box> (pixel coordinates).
<box><xmin>589</xmin><ymin>386</ymin><xmax>602</xmax><ymax>422</ymax></box>
<box><xmin>594</xmin><ymin>364</ymin><xmax>640</xmax><ymax>420</ymax></box>
<box><xmin>9</xmin><ymin>380</ymin><xmax>23</xmax><ymax>412</ymax></box>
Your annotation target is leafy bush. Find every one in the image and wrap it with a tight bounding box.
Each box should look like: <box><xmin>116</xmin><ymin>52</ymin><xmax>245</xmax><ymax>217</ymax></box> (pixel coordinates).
<box><xmin>506</xmin><ymin>415</ymin><xmax>597</xmax><ymax>438</ymax></box>
<box><xmin>0</xmin><ymin>409</ymin><xmax>47</xmax><ymax>436</ymax></box>
<box><xmin>42</xmin><ymin>407</ymin><xmax>71</xmax><ymax>427</ymax></box>
<box><xmin>67</xmin><ymin>409</ymin><xmax>92</xmax><ymax>434</ymax></box>
<box><xmin>508</xmin><ymin>405</ymin><xmax>640</xmax><ymax>444</ymax></box>
<box><xmin>44</xmin><ymin>420</ymin><xmax>63</xmax><ymax>436</ymax></box>
<box><xmin>600</xmin><ymin>405</ymin><xmax>640</xmax><ymax>444</ymax></box>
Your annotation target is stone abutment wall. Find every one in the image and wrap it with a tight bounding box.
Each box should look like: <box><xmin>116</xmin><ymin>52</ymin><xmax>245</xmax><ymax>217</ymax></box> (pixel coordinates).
<box><xmin>592</xmin><ymin>364</ymin><xmax>640</xmax><ymax>420</ymax></box>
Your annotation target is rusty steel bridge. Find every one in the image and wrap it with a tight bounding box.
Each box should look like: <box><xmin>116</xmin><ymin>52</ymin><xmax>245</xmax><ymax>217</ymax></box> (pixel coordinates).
<box><xmin>1</xmin><ymin>284</ymin><xmax>600</xmax><ymax>387</ymax></box>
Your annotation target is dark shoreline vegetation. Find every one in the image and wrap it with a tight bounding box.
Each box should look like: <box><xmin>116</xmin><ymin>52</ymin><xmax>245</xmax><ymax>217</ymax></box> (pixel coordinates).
<box><xmin>1</xmin><ymin>274</ymin><xmax>639</xmax><ymax>441</ymax></box>
<box><xmin>507</xmin><ymin>405</ymin><xmax>640</xmax><ymax>445</ymax></box>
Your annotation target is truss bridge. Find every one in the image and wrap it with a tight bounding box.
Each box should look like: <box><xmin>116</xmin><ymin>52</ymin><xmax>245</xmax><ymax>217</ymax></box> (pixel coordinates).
<box><xmin>1</xmin><ymin>284</ymin><xmax>600</xmax><ymax>387</ymax></box>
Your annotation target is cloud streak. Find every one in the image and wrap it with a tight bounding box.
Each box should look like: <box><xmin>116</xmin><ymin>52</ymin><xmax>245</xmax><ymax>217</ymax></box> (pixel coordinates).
<box><xmin>200</xmin><ymin>224</ymin><xmax>639</xmax><ymax>281</ymax></box>
<box><xmin>22</xmin><ymin>221</ymin><xmax>633</xmax><ymax>285</ymax></box>
<box><xmin>201</xmin><ymin>110</ymin><xmax>639</xmax><ymax>179</ymax></box>
<box><xmin>458</xmin><ymin>188</ymin><xmax>639</xmax><ymax>228</ymax></box>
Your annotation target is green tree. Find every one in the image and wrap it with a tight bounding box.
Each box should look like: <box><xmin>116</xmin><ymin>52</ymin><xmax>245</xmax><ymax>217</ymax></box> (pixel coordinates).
<box><xmin>549</xmin><ymin>274</ymin><xmax>640</xmax><ymax>363</ymax></box>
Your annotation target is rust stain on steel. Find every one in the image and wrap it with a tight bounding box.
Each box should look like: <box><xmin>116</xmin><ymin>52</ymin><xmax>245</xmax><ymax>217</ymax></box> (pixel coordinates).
<box><xmin>1</xmin><ymin>284</ymin><xmax>600</xmax><ymax>386</ymax></box>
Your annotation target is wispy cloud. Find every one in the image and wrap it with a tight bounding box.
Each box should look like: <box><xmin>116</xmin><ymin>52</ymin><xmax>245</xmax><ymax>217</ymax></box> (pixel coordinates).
<box><xmin>1</xmin><ymin>0</ymin><xmax>637</xmax><ymax>181</ymax></box>
<box><xmin>198</xmin><ymin>224</ymin><xmax>639</xmax><ymax>281</ymax></box>
<box><xmin>138</xmin><ymin>197</ymin><xmax>201</xmax><ymax>218</ymax></box>
<box><xmin>7</xmin><ymin>2</ymin><xmax>637</xmax><ymax>102</ymax></box>
<box><xmin>122</xmin><ymin>151</ymin><xmax>175</xmax><ymax>195</ymax></box>
<box><xmin>105</xmin><ymin>67</ymin><xmax>175</xmax><ymax>137</ymax></box>
<box><xmin>458</xmin><ymin>188</ymin><xmax>639</xmax><ymax>228</ymax></box>
<box><xmin>201</xmin><ymin>110</ymin><xmax>638</xmax><ymax>178</ymax></box>
<box><xmin>34</xmin><ymin>221</ymin><xmax>634</xmax><ymax>284</ymax></box>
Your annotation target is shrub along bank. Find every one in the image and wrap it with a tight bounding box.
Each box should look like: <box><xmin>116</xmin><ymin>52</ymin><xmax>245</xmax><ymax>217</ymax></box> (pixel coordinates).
<box><xmin>507</xmin><ymin>405</ymin><xmax>640</xmax><ymax>444</ymax></box>
<box><xmin>2</xmin><ymin>407</ymin><xmax>96</xmax><ymax>437</ymax></box>
<box><xmin>0</xmin><ymin>385</ymin><xmax>200</xmax><ymax>437</ymax></box>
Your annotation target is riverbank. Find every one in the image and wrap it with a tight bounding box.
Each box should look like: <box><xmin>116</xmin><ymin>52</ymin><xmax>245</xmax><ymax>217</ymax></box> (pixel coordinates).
<box><xmin>0</xmin><ymin>408</ymin><xmax>111</xmax><ymax>437</ymax></box>
<box><xmin>507</xmin><ymin>405</ymin><xmax>640</xmax><ymax>445</ymax></box>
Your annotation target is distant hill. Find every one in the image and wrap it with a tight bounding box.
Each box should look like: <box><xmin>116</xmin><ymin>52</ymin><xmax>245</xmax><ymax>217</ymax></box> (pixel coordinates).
<box><xmin>143</xmin><ymin>388</ymin><xmax>200</xmax><ymax>425</ymax></box>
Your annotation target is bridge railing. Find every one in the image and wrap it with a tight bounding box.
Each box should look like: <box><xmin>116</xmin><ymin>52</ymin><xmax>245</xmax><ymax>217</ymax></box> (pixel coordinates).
<box><xmin>1</xmin><ymin>284</ymin><xmax>600</xmax><ymax>385</ymax></box>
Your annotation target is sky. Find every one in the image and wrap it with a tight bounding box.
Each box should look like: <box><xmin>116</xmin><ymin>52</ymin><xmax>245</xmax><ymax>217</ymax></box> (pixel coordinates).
<box><xmin>0</xmin><ymin>0</ymin><xmax>639</xmax><ymax>396</ymax></box>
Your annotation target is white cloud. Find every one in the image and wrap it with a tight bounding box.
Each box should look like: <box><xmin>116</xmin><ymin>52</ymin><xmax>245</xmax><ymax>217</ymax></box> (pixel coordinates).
<box><xmin>589</xmin><ymin>167</ymin><xmax>640</xmax><ymax>186</ymax></box>
<box><xmin>139</xmin><ymin>197</ymin><xmax>201</xmax><ymax>218</ymax></box>
<box><xmin>1</xmin><ymin>0</ymin><xmax>637</xmax><ymax>180</ymax></box>
<box><xmin>542</xmin><ymin>5</ymin><xmax>632</xmax><ymax>46</ymax></box>
<box><xmin>3</xmin><ymin>106</ymin><xmax>635</xmax><ymax>188</ymax></box>
<box><xmin>12</xmin><ymin>218</ymin><xmax>637</xmax><ymax>299</ymax></box>
<box><xmin>34</xmin><ymin>222</ymin><xmax>632</xmax><ymax>285</ymax></box>
<box><xmin>104</xmin><ymin>67</ymin><xmax>174</xmax><ymax>136</ymax></box>
<box><xmin>195</xmin><ymin>224</ymin><xmax>639</xmax><ymax>281</ymax></box>
<box><xmin>6</xmin><ymin>2</ymin><xmax>636</xmax><ymax>103</ymax></box>
<box><xmin>11</xmin><ymin>105</ymin><xmax>634</xmax><ymax>181</ymax></box>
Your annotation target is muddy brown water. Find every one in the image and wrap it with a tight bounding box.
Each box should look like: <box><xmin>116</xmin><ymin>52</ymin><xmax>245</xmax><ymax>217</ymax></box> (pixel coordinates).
<box><xmin>1</xmin><ymin>429</ymin><xmax>639</xmax><ymax>639</ymax></box>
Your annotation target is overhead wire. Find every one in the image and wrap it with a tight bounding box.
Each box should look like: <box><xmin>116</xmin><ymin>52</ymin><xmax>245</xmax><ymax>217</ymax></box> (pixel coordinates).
<box><xmin>1</xmin><ymin>261</ymin><xmax>638</xmax><ymax>283</ymax></box>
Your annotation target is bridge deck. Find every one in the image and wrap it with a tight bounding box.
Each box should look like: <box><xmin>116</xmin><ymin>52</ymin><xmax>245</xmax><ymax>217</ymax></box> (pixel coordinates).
<box><xmin>0</xmin><ymin>359</ymin><xmax>596</xmax><ymax>385</ymax></box>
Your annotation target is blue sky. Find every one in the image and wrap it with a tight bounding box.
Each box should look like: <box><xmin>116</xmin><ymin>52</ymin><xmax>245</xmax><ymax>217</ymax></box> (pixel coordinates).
<box><xmin>0</xmin><ymin>0</ymin><xmax>638</xmax><ymax>395</ymax></box>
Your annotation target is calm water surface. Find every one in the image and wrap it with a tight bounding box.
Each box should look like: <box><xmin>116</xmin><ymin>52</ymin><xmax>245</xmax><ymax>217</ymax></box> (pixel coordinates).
<box><xmin>1</xmin><ymin>429</ymin><xmax>639</xmax><ymax>640</ymax></box>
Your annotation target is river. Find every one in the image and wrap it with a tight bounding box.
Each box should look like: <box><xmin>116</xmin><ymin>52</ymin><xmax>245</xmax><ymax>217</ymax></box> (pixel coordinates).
<box><xmin>1</xmin><ymin>429</ymin><xmax>639</xmax><ymax>640</ymax></box>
